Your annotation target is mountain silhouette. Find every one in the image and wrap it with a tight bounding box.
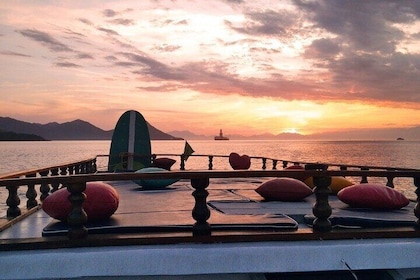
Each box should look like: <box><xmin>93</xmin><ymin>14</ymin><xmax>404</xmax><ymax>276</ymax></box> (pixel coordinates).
<box><xmin>0</xmin><ymin>117</ymin><xmax>182</xmax><ymax>140</ymax></box>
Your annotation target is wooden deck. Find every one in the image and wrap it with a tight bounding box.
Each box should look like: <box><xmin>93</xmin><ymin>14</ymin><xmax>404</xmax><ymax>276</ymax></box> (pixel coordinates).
<box><xmin>1</xmin><ymin>171</ymin><xmax>420</xmax><ymax>279</ymax></box>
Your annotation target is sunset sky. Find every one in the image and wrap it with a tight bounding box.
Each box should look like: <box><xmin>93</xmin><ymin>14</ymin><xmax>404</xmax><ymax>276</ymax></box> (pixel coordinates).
<box><xmin>1</xmin><ymin>0</ymin><xmax>419</xmax><ymax>136</ymax></box>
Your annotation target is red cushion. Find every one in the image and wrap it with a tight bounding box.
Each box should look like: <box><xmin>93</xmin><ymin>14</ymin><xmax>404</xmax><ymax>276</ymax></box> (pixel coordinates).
<box><xmin>255</xmin><ymin>178</ymin><xmax>313</xmax><ymax>201</ymax></box>
<box><xmin>42</xmin><ymin>182</ymin><xmax>119</xmax><ymax>221</ymax></box>
<box><xmin>337</xmin><ymin>183</ymin><xmax>409</xmax><ymax>210</ymax></box>
<box><xmin>151</xmin><ymin>157</ymin><xmax>176</xmax><ymax>170</ymax></box>
<box><xmin>229</xmin><ymin>152</ymin><xmax>251</xmax><ymax>170</ymax></box>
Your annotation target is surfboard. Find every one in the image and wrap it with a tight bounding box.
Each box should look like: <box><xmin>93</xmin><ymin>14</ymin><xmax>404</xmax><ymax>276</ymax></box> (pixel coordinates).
<box><xmin>107</xmin><ymin>110</ymin><xmax>152</xmax><ymax>172</ymax></box>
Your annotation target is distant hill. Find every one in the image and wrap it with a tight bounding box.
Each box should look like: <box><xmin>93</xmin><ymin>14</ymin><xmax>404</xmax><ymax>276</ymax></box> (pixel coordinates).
<box><xmin>170</xmin><ymin>126</ymin><xmax>420</xmax><ymax>140</ymax></box>
<box><xmin>0</xmin><ymin>117</ymin><xmax>182</xmax><ymax>141</ymax></box>
<box><xmin>0</xmin><ymin>130</ymin><xmax>47</xmax><ymax>141</ymax></box>
<box><xmin>168</xmin><ymin>130</ymin><xmax>209</xmax><ymax>140</ymax></box>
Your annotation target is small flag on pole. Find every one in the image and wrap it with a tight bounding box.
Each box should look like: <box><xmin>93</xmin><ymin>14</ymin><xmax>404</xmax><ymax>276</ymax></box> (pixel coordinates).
<box><xmin>183</xmin><ymin>141</ymin><xmax>195</xmax><ymax>161</ymax></box>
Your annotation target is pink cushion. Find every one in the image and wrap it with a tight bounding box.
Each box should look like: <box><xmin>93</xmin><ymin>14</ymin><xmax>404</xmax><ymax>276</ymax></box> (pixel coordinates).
<box><xmin>337</xmin><ymin>183</ymin><xmax>409</xmax><ymax>210</ymax></box>
<box><xmin>151</xmin><ymin>157</ymin><xmax>176</xmax><ymax>170</ymax></box>
<box><xmin>229</xmin><ymin>152</ymin><xmax>251</xmax><ymax>170</ymax></box>
<box><xmin>42</xmin><ymin>182</ymin><xmax>119</xmax><ymax>221</ymax></box>
<box><xmin>255</xmin><ymin>178</ymin><xmax>313</xmax><ymax>201</ymax></box>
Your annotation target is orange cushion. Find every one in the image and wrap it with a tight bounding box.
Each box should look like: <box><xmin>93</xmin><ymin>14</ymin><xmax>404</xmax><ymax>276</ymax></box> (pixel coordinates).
<box><xmin>255</xmin><ymin>178</ymin><xmax>313</xmax><ymax>201</ymax></box>
<box><xmin>304</xmin><ymin>176</ymin><xmax>354</xmax><ymax>194</ymax></box>
<box><xmin>337</xmin><ymin>183</ymin><xmax>409</xmax><ymax>210</ymax></box>
<box><xmin>42</xmin><ymin>182</ymin><xmax>119</xmax><ymax>221</ymax></box>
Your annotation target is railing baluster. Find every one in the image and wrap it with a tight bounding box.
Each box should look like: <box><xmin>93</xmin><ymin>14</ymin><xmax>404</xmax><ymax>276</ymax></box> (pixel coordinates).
<box><xmin>306</xmin><ymin>164</ymin><xmax>332</xmax><ymax>232</ymax></box>
<box><xmin>414</xmin><ymin>177</ymin><xmax>420</xmax><ymax>227</ymax></box>
<box><xmin>180</xmin><ymin>155</ymin><xmax>185</xmax><ymax>170</ymax></box>
<box><xmin>262</xmin><ymin>158</ymin><xmax>267</xmax><ymax>170</ymax></box>
<box><xmin>6</xmin><ymin>183</ymin><xmax>21</xmax><ymax>219</ymax></box>
<box><xmin>272</xmin><ymin>160</ymin><xmax>278</xmax><ymax>170</ymax></box>
<box><xmin>360</xmin><ymin>167</ymin><xmax>369</xmax><ymax>183</ymax></box>
<box><xmin>191</xmin><ymin>177</ymin><xmax>211</xmax><ymax>236</ymax></box>
<box><xmin>60</xmin><ymin>167</ymin><xmax>68</xmax><ymax>176</ymax></box>
<box><xmin>26</xmin><ymin>173</ymin><xmax>38</xmax><ymax>209</ymax></box>
<box><xmin>282</xmin><ymin>161</ymin><xmax>288</xmax><ymax>168</ymax></box>
<box><xmin>50</xmin><ymin>168</ymin><xmax>60</xmax><ymax>192</ymax></box>
<box><xmin>208</xmin><ymin>156</ymin><xmax>213</xmax><ymax>170</ymax></box>
<box><xmin>386</xmin><ymin>169</ymin><xmax>395</xmax><ymax>188</ymax></box>
<box><xmin>66</xmin><ymin>181</ymin><xmax>88</xmax><ymax>239</ymax></box>
<box><xmin>39</xmin><ymin>170</ymin><xmax>50</xmax><ymax>201</ymax></box>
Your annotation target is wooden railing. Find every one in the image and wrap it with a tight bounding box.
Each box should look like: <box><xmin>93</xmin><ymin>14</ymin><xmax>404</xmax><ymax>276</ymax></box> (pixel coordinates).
<box><xmin>0</xmin><ymin>157</ymin><xmax>97</xmax><ymax>219</ymax></box>
<box><xmin>0</xmin><ymin>164</ymin><xmax>419</xmax><ymax>239</ymax></box>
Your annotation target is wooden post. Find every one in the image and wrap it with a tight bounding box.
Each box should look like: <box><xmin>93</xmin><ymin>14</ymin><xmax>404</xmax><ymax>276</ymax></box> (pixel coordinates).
<box><xmin>50</xmin><ymin>168</ymin><xmax>60</xmax><ymax>192</ymax></box>
<box><xmin>208</xmin><ymin>156</ymin><xmax>213</xmax><ymax>170</ymax></box>
<box><xmin>39</xmin><ymin>170</ymin><xmax>50</xmax><ymax>201</ymax></box>
<box><xmin>386</xmin><ymin>169</ymin><xmax>395</xmax><ymax>188</ymax></box>
<box><xmin>262</xmin><ymin>158</ymin><xmax>267</xmax><ymax>170</ymax></box>
<box><xmin>414</xmin><ymin>177</ymin><xmax>420</xmax><ymax>227</ymax></box>
<box><xmin>306</xmin><ymin>164</ymin><xmax>332</xmax><ymax>232</ymax></box>
<box><xmin>360</xmin><ymin>167</ymin><xmax>369</xmax><ymax>183</ymax></box>
<box><xmin>6</xmin><ymin>184</ymin><xmax>21</xmax><ymax>219</ymax></box>
<box><xmin>180</xmin><ymin>155</ymin><xmax>185</xmax><ymax>170</ymax></box>
<box><xmin>25</xmin><ymin>173</ymin><xmax>38</xmax><ymax>209</ymax></box>
<box><xmin>191</xmin><ymin>177</ymin><xmax>211</xmax><ymax>236</ymax></box>
<box><xmin>66</xmin><ymin>181</ymin><xmax>88</xmax><ymax>239</ymax></box>
<box><xmin>272</xmin><ymin>160</ymin><xmax>278</xmax><ymax>170</ymax></box>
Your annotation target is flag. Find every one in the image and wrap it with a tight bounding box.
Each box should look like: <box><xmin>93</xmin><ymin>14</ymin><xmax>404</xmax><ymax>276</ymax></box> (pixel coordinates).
<box><xmin>183</xmin><ymin>141</ymin><xmax>195</xmax><ymax>161</ymax></box>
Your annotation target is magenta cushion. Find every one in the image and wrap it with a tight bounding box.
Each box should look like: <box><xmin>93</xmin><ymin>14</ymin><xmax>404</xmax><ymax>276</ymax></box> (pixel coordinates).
<box><xmin>229</xmin><ymin>152</ymin><xmax>251</xmax><ymax>170</ymax></box>
<box><xmin>337</xmin><ymin>183</ymin><xmax>409</xmax><ymax>210</ymax></box>
<box><xmin>151</xmin><ymin>157</ymin><xmax>176</xmax><ymax>170</ymax></box>
<box><xmin>255</xmin><ymin>178</ymin><xmax>313</xmax><ymax>201</ymax></box>
<box><xmin>42</xmin><ymin>182</ymin><xmax>119</xmax><ymax>221</ymax></box>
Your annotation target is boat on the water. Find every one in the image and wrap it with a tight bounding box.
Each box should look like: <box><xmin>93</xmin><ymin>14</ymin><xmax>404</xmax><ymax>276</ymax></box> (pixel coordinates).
<box><xmin>1</xmin><ymin>111</ymin><xmax>420</xmax><ymax>280</ymax></box>
<box><xmin>214</xmin><ymin>129</ymin><xmax>229</xmax><ymax>140</ymax></box>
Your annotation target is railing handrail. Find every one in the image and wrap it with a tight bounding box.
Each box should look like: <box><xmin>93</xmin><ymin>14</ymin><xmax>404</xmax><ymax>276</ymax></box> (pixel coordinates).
<box><xmin>0</xmin><ymin>157</ymin><xmax>98</xmax><ymax>179</ymax></box>
<box><xmin>1</xmin><ymin>169</ymin><xmax>419</xmax><ymax>187</ymax></box>
<box><xmin>97</xmin><ymin>153</ymin><xmax>420</xmax><ymax>171</ymax></box>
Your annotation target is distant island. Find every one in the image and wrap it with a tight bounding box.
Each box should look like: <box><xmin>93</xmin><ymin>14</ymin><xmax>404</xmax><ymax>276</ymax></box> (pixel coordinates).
<box><xmin>0</xmin><ymin>130</ymin><xmax>47</xmax><ymax>141</ymax></box>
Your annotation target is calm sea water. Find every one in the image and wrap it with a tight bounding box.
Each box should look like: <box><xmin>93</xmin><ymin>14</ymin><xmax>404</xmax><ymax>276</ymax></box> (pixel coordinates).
<box><xmin>1</xmin><ymin>140</ymin><xmax>419</xmax><ymax>216</ymax></box>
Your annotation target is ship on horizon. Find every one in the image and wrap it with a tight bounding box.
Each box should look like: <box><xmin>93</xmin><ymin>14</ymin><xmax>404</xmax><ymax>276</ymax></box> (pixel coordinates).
<box><xmin>214</xmin><ymin>129</ymin><xmax>229</xmax><ymax>140</ymax></box>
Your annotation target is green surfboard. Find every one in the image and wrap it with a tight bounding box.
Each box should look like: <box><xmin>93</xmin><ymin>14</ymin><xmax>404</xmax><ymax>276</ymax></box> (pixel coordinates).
<box><xmin>108</xmin><ymin>110</ymin><xmax>152</xmax><ymax>172</ymax></box>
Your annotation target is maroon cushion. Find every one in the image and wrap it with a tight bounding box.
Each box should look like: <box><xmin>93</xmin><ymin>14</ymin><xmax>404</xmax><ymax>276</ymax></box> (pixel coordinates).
<box><xmin>285</xmin><ymin>165</ymin><xmax>304</xmax><ymax>170</ymax></box>
<box><xmin>42</xmin><ymin>182</ymin><xmax>119</xmax><ymax>221</ymax></box>
<box><xmin>151</xmin><ymin>157</ymin><xmax>176</xmax><ymax>170</ymax></box>
<box><xmin>255</xmin><ymin>178</ymin><xmax>313</xmax><ymax>201</ymax></box>
<box><xmin>337</xmin><ymin>183</ymin><xmax>409</xmax><ymax>210</ymax></box>
<box><xmin>229</xmin><ymin>152</ymin><xmax>251</xmax><ymax>170</ymax></box>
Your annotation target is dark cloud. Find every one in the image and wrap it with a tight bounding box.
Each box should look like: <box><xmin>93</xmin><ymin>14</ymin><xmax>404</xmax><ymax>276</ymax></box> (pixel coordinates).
<box><xmin>103</xmin><ymin>9</ymin><xmax>117</xmax><ymax>17</ymax></box>
<box><xmin>152</xmin><ymin>44</ymin><xmax>181</xmax><ymax>52</ymax></box>
<box><xmin>304</xmin><ymin>38</ymin><xmax>341</xmax><ymax>60</ymax></box>
<box><xmin>18</xmin><ymin>29</ymin><xmax>73</xmax><ymax>52</ymax></box>
<box><xmin>55</xmin><ymin>62</ymin><xmax>80</xmax><ymax>68</ymax></box>
<box><xmin>226</xmin><ymin>9</ymin><xmax>297</xmax><ymax>36</ymax></box>
<box><xmin>79</xmin><ymin>18</ymin><xmax>93</xmax><ymax>26</ymax></box>
<box><xmin>77</xmin><ymin>53</ymin><xmax>94</xmax><ymax>59</ymax></box>
<box><xmin>97</xmin><ymin>27</ymin><xmax>119</xmax><ymax>36</ymax></box>
<box><xmin>293</xmin><ymin>0</ymin><xmax>416</xmax><ymax>53</ymax></box>
<box><xmin>119</xmin><ymin>52</ymin><xmax>186</xmax><ymax>80</ymax></box>
<box><xmin>0</xmin><ymin>51</ymin><xmax>31</xmax><ymax>57</ymax></box>
<box><xmin>109</xmin><ymin>18</ymin><xmax>135</xmax><ymax>26</ymax></box>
